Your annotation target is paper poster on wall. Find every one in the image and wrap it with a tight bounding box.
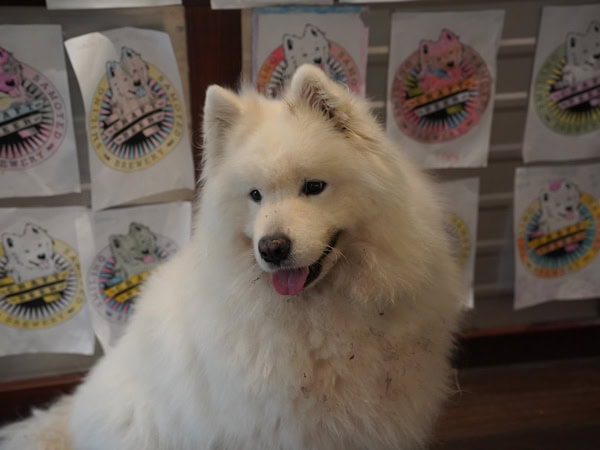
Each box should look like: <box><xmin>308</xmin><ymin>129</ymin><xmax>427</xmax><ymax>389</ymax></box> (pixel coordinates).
<box><xmin>0</xmin><ymin>207</ymin><xmax>94</xmax><ymax>357</ymax></box>
<box><xmin>523</xmin><ymin>5</ymin><xmax>600</xmax><ymax>162</ymax></box>
<box><xmin>47</xmin><ymin>0</ymin><xmax>181</xmax><ymax>9</ymax></box>
<box><xmin>65</xmin><ymin>27</ymin><xmax>195</xmax><ymax>211</ymax></box>
<box><xmin>76</xmin><ymin>202</ymin><xmax>192</xmax><ymax>351</ymax></box>
<box><xmin>0</xmin><ymin>25</ymin><xmax>80</xmax><ymax>199</ymax></box>
<box><xmin>441</xmin><ymin>177</ymin><xmax>479</xmax><ymax>308</ymax></box>
<box><xmin>386</xmin><ymin>11</ymin><xmax>504</xmax><ymax>169</ymax></box>
<box><xmin>252</xmin><ymin>6</ymin><xmax>368</xmax><ymax>98</ymax></box>
<box><xmin>213</xmin><ymin>0</ymin><xmax>332</xmax><ymax>9</ymax></box>
<box><xmin>514</xmin><ymin>163</ymin><xmax>600</xmax><ymax>309</ymax></box>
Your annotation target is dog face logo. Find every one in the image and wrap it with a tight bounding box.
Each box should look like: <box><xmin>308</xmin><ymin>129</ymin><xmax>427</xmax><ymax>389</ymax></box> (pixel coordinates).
<box><xmin>0</xmin><ymin>46</ymin><xmax>67</xmax><ymax>171</ymax></box>
<box><xmin>564</xmin><ymin>22</ymin><xmax>600</xmax><ymax>85</ymax></box>
<box><xmin>89</xmin><ymin>46</ymin><xmax>184</xmax><ymax>173</ymax></box>
<box><xmin>418</xmin><ymin>29</ymin><xmax>464</xmax><ymax>91</ymax></box>
<box><xmin>517</xmin><ymin>179</ymin><xmax>600</xmax><ymax>278</ymax></box>
<box><xmin>87</xmin><ymin>222</ymin><xmax>178</xmax><ymax>324</ymax></box>
<box><xmin>2</xmin><ymin>223</ymin><xmax>55</xmax><ymax>282</ymax></box>
<box><xmin>534</xmin><ymin>21</ymin><xmax>600</xmax><ymax>135</ymax></box>
<box><xmin>390</xmin><ymin>28</ymin><xmax>492</xmax><ymax>144</ymax></box>
<box><xmin>256</xmin><ymin>24</ymin><xmax>362</xmax><ymax>98</ymax></box>
<box><xmin>120</xmin><ymin>47</ymin><xmax>150</xmax><ymax>94</ymax></box>
<box><xmin>0</xmin><ymin>222</ymin><xmax>84</xmax><ymax>329</ymax></box>
<box><xmin>283</xmin><ymin>24</ymin><xmax>330</xmax><ymax>74</ymax></box>
<box><xmin>538</xmin><ymin>180</ymin><xmax>581</xmax><ymax>235</ymax></box>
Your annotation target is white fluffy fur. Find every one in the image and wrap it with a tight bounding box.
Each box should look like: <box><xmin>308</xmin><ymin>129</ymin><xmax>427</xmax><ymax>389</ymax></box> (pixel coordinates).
<box><xmin>0</xmin><ymin>65</ymin><xmax>464</xmax><ymax>450</ymax></box>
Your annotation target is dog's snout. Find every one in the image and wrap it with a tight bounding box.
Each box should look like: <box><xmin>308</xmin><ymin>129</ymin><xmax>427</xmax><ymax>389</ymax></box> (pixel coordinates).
<box><xmin>258</xmin><ymin>233</ymin><xmax>291</xmax><ymax>264</ymax></box>
<box><xmin>566</xmin><ymin>206</ymin><xmax>574</xmax><ymax>212</ymax></box>
<box><xmin>37</xmin><ymin>253</ymin><xmax>46</xmax><ymax>260</ymax></box>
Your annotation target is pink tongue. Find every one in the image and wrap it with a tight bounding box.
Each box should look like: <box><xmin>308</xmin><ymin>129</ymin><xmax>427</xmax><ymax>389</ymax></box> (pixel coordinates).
<box><xmin>271</xmin><ymin>267</ymin><xmax>309</xmax><ymax>296</ymax></box>
<box><xmin>143</xmin><ymin>255</ymin><xmax>154</xmax><ymax>264</ymax></box>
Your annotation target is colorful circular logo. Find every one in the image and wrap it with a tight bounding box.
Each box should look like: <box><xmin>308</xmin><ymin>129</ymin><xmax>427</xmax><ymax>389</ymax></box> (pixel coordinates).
<box><xmin>0</xmin><ymin>47</ymin><xmax>67</xmax><ymax>171</ymax></box>
<box><xmin>517</xmin><ymin>180</ymin><xmax>600</xmax><ymax>278</ymax></box>
<box><xmin>256</xmin><ymin>24</ymin><xmax>361</xmax><ymax>98</ymax></box>
<box><xmin>0</xmin><ymin>223</ymin><xmax>84</xmax><ymax>329</ymax></box>
<box><xmin>534</xmin><ymin>22</ymin><xmax>600</xmax><ymax>135</ymax></box>
<box><xmin>444</xmin><ymin>212</ymin><xmax>471</xmax><ymax>270</ymax></box>
<box><xmin>390</xmin><ymin>28</ymin><xmax>492</xmax><ymax>143</ymax></box>
<box><xmin>89</xmin><ymin>46</ymin><xmax>184</xmax><ymax>173</ymax></box>
<box><xmin>87</xmin><ymin>222</ymin><xmax>178</xmax><ymax>324</ymax></box>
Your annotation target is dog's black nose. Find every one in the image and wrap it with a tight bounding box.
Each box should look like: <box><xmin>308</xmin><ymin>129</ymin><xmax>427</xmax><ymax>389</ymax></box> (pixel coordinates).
<box><xmin>258</xmin><ymin>233</ymin><xmax>291</xmax><ymax>264</ymax></box>
<box><xmin>566</xmin><ymin>206</ymin><xmax>573</xmax><ymax>212</ymax></box>
<box><xmin>38</xmin><ymin>253</ymin><xmax>46</xmax><ymax>260</ymax></box>
<box><xmin>134</xmin><ymin>80</ymin><xmax>141</xmax><ymax>87</ymax></box>
<box><xmin>447</xmin><ymin>61</ymin><xmax>455</xmax><ymax>68</ymax></box>
<box><xmin>313</xmin><ymin>57</ymin><xmax>322</xmax><ymax>64</ymax></box>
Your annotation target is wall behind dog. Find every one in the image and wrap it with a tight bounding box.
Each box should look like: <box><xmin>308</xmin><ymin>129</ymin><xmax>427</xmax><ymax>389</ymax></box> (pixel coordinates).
<box><xmin>0</xmin><ymin>4</ymin><xmax>190</xmax><ymax>381</ymax></box>
<box><xmin>242</xmin><ymin>0</ymin><xmax>600</xmax><ymax>330</ymax></box>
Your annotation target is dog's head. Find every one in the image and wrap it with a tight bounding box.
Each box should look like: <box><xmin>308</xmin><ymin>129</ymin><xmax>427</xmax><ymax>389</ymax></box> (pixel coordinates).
<box><xmin>109</xmin><ymin>233</ymin><xmax>138</xmax><ymax>265</ymax></box>
<box><xmin>201</xmin><ymin>66</ymin><xmax>371</xmax><ymax>296</ymax></box>
<box><xmin>566</xmin><ymin>21</ymin><xmax>600</xmax><ymax>68</ymax></box>
<box><xmin>106</xmin><ymin>61</ymin><xmax>137</xmax><ymax>100</ymax></box>
<box><xmin>200</xmin><ymin>65</ymin><xmax>449</xmax><ymax>302</ymax></box>
<box><xmin>1</xmin><ymin>223</ymin><xmax>54</xmax><ymax>271</ymax></box>
<box><xmin>540</xmin><ymin>179</ymin><xmax>581</xmax><ymax>221</ymax></box>
<box><xmin>128</xmin><ymin>222</ymin><xmax>156</xmax><ymax>263</ymax></box>
<box><xmin>120</xmin><ymin>46</ymin><xmax>149</xmax><ymax>94</ymax></box>
<box><xmin>419</xmin><ymin>29</ymin><xmax>463</xmax><ymax>74</ymax></box>
<box><xmin>283</xmin><ymin>24</ymin><xmax>330</xmax><ymax>72</ymax></box>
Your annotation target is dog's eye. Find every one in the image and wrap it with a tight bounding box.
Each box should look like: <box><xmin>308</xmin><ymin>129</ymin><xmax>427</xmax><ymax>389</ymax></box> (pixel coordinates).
<box><xmin>249</xmin><ymin>189</ymin><xmax>262</xmax><ymax>203</ymax></box>
<box><xmin>302</xmin><ymin>180</ymin><xmax>327</xmax><ymax>196</ymax></box>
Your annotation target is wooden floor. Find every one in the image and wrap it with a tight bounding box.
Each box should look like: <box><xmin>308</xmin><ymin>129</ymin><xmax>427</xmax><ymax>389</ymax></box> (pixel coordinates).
<box><xmin>432</xmin><ymin>357</ymin><xmax>600</xmax><ymax>450</ymax></box>
<box><xmin>1</xmin><ymin>357</ymin><xmax>599</xmax><ymax>448</ymax></box>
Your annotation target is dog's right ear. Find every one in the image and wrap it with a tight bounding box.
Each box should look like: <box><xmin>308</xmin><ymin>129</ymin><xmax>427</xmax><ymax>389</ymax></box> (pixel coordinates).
<box><xmin>202</xmin><ymin>85</ymin><xmax>242</xmax><ymax>166</ymax></box>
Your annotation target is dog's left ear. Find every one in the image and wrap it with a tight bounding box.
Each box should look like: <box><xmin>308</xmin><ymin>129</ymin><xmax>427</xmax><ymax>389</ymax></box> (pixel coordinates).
<box><xmin>203</xmin><ymin>85</ymin><xmax>242</xmax><ymax>167</ymax></box>
<box><xmin>288</xmin><ymin>64</ymin><xmax>351</xmax><ymax>131</ymax></box>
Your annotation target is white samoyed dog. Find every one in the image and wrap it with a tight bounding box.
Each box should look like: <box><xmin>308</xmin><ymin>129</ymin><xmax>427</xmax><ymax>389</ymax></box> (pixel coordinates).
<box><xmin>0</xmin><ymin>65</ymin><xmax>464</xmax><ymax>450</ymax></box>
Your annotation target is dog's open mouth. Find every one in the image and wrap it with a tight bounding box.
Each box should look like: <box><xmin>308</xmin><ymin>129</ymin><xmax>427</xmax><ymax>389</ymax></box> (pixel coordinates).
<box><xmin>271</xmin><ymin>230</ymin><xmax>341</xmax><ymax>296</ymax></box>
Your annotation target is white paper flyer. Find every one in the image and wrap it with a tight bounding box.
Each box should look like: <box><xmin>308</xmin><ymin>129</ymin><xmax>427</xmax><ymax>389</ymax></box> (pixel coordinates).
<box><xmin>514</xmin><ymin>163</ymin><xmax>600</xmax><ymax>309</ymax></box>
<box><xmin>252</xmin><ymin>6</ymin><xmax>368</xmax><ymax>98</ymax></box>
<box><xmin>0</xmin><ymin>207</ymin><xmax>94</xmax><ymax>356</ymax></box>
<box><xmin>0</xmin><ymin>25</ymin><xmax>80</xmax><ymax>198</ymax></box>
<box><xmin>386</xmin><ymin>10</ymin><xmax>505</xmax><ymax>168</ymax></box>
<box><xmin>523</xmin><ymin>5</ymin><xmax>600</xmax><ymax>162</ymax></box>
<box><xmin>76</xmin><ymin>201</ymin><xmax>192</xmax><ymax>351</ymax></box>
<box><xmin>65</xmin><ymin>27</ymin><xmax>195</xmax><ymax>211</ymax></box>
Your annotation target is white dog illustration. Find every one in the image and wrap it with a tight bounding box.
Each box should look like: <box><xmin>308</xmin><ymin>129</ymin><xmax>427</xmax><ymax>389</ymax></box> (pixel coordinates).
<box><xmin>538</xmin><ymin>179</ymin><xmax>582</xmax><ymax>237</ymax></box>
<box><xmin>110</xmin><ymin>222</ymin><xmax>158</xmax><ymax>280</ymax></box>
<box><xmin>106</xmin><ymin>61</ymin><xmax>140</xmax><ymax>118</ymax></box>
<box><xmin>106</xmin><ymin>47</ymin><xmax>155</xmax><ymax>121</ymax></box>
<box><xmin>283</xmin><ymin>24</ymin><xmax>332</xmax><ymax>82</ymax></box>
<box><xmin>1</xmin><ymin>223</ymin><xmax>56</xmax><ymax>283</ymax></box>
<box><xmin>562</xmin><ymin>21</ymin><xmax>600</xmax><ymax>86</ymax></box>
<box><xmin>120</xmin><ymin>46</ymin><xmax>153</xmax><ymax>100</ymax></box>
